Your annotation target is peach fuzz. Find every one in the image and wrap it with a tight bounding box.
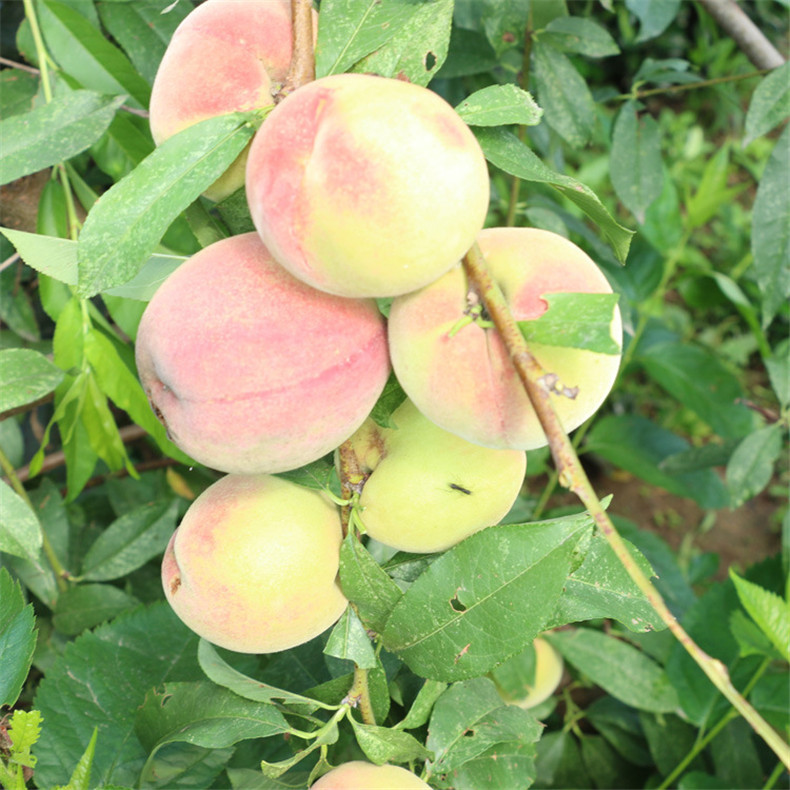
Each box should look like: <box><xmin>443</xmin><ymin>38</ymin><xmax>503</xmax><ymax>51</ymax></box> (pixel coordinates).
<box><xmin>162</xmin><ymin>474</ymin><xmax>347</xmax><ymax>653</ymax></box>
<box><xmin>148</xmin><ymin>0</ymin><xmax>317</xmax><ymax>202</ymax></box>
<box><xmin>135</xmin><ymin>232</ymin><xmax>390</xmax><ymax>475</ymax></box>
<box><xmin>310</xmin><ymin>761</ymin><xmax>430</xmax><ymax>789</ymax></box>
<box><xmin>245</xmin><ymin>72</ymin><xmax>490</xmax><ymax>298</ymax></box>
<box><xmin>388</xmin><ymin>227</ymin><xmax>623</xmax><ymax>450</ymax></box>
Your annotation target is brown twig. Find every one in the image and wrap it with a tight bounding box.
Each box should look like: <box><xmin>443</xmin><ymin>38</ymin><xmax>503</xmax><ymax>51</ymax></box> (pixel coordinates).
<box><xmin>461</xmin><ymin>242</ymin><xmax>790</xmax><ymax>769</ymax></box>
<box><xmin>276</xmin><ymin>0</ymin><xmax>316</xmax><ymax>101</ymax></box>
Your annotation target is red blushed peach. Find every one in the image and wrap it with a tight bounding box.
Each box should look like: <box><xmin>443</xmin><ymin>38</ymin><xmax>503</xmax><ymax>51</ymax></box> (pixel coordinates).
<box><xmin>245</xmin><ymin>73</ymin><xmax>490</xmax><ymax>298</ymax></box>
<box><xmin>387</xmin><ymin>228</ymin><xmax>623</xmax><ymax>450</ymax></box>
<box><xmin>162</xmin><ymin>474</ymin><xmax>347</xmax><ymax>653</ymax></box>
<box><xmin>148</xmin><ymin>0</ymin><xmax>318</xmax><ymax>202</ymax></box>
<box><xmin>310</xmin><ymin>761</ymin><xmax>430</xmax><ymax>789</ymax></box>
<box><xmin>135</xmin><ymin>233</ymin><xmax>390</xmax><ymax>475</ymax></box>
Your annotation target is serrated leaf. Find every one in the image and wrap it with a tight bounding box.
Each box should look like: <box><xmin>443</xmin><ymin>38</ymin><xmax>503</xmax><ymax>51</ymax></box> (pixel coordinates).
<box><xmin>0</xmin><ymin>90</ymin><xmax>125</xmax><ymax>185</ymax></box>
<box><xmin>543</xmin><ymin>17</ymin><xmax>620</xmax><ymax>57</ymax></box>
<box><xmin>426</xmin><ymin>677</ymin><xmax>541</xmax><ymax>789</ymax></box>
<box><xmin>456</xmin><ymin>84</ymin><xmax>542</xmax><ymax>127</ymax></box>
<box><xmin>80</xmin><ymin>498</ymin><xmax>178</xmax><ymax>581</ymax></box>
<box><xmin>5</xmin><ymin>709</ymin><xmax>42</xmax><ymax>768</ymax></box>
<box><xmin>353</xmin><ymin>0</ymin><xmax>454</xmax><ymax>87</ymax></box>
<box><xmin>0</xmin><ymin>480</ymin><xmax>43</xmax><ymax>561</ymax></box>
<box><xmin>382</xmin><ymin>514</ymin><xmax>592</xmax><ymax>681</ymax></box>
<box><xmin>548</xmin><ymin>534</ymin><xmax>665</xmax><ymax>632</ymax></box>
<box><xmin>52</xmin><ymin>584</ymin><xmax>140</xmax><ymax>636</ymax></box>
<box><xmin>0</xmin><ymin>568</ymin><xmax>37</xmax><ymax>707</ymax></box>
<box><xmin>610</xmin><ymin>100</ymin><xmax>663</xmax><ymax>223</ymax></box>
<box><xmin>136</xmin><ymin>681</ymin><xmax>290</xmax><ymax>784</ymax></box>
<box><xmin>39</xmin><ymin>0</ymin><xmax>150</xmax><ymax>108</ymax></box>
<box><xmin>730</xmin><ymin>571</ymin><xmax>790</xmax><ymax>662</ymax></box>
<box><xmin>349</xmin><ymin>717</ymin><xmax>433</xmax><ymax>765</ymax></box>
<box><xmin>197</xmin><ymin>639</ymin><xmax>328</xmax><ymax>712</ymax></box>
<box><xmin>547</xmin><ymin>629</ymin><xmax>679</xmax><ymax>712</ymax></box>
<box><xmin>725</xmin><ymin>424</ymin><xmax>784</xmax><ymax>508</ymax></box>
<box><xmin>324</xmin><ymin>606</ymin><xmax>377</xmax><ymax>669</ymax></box>
<box><xmin>0</xmin><ymin>348</ymin><xmax>64</xmax><ymax>413</ymax></box>
<box><xmin>339</xmin><ymin>532</ymin><xmax>403</xmax><ymax>633</ymax></box>
<box><xmin>0</xmin><ymin>228</ymin><xmax>186</xmax><ymax>300</ymax></box>
<box><xmin>753</xmin><ymin>126</ymin><xmax>790</xmax><ymax>328</ymax></box>
<box><xmin>518</xmin><ymin>292</ymin><xmax>620</xmax><ymax>354</ymax></box>
<box><xmin>33</xmin><ymin>602</ymin><xmax>203</xmax><ymax>788</ymax></box>
<box><xmin>55</xmin><ymin>727</ymin><xmax>97</xmax><ymax>790</ymax></box>
<box><xmin>532</xmin><ymin>41</ymin><xmax>596</xmax><ymax>148</ymax></box>
<box><xmin>475</xmin><ymin>126</ymin><xmax>633</xmax><ymax>263</ymax></box>
<box><xmin>77</xmin><ymin>112</ymin><xmax>256</xmax><ymax>297</ymax></box>
<box><xmin>745</xmin><ymin>62</ymin><xmax>790</xmax><ymax>146</ymax></box>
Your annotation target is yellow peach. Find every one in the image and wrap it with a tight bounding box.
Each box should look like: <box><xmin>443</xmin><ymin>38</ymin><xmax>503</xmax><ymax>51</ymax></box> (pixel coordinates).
<box><xmin>310</xmin><ymin>761</ymin><xmax>430</xmax><ymax>789</ymax></box>
<box><xmin>245</xmin><ymin>73</ymin><xmax>490</xmax><ymax>298</ymax></box>
<box><xmin>491</xmin><ymin>636</ymin><xmax>565</xmax><ymax>710</ymax></box>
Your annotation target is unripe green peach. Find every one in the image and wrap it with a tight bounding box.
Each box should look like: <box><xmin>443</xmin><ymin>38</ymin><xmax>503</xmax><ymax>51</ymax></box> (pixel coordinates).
<box><xmin>388</xmin><ymin>227</ymin><xmax>623</xmax><ymax>450</ymax></box>
<box><xmin>161</xmin><ymin>473</ymin><xmax>347</xmax><ymax>653</ymax></box>
<box><xmin>245</xmin><ymin>72</ymin><xmax>490</xmax><ymax>298</ymax></box>
<box><xmin>491</xmin><ymin>636</ymin><xmax>565</xmax><ymax>710</ymax></box>
<box><xmin>148</xmin><ymin>0</ymin><xmax>317</xmax><ymax>202</ymax></box>
<box><xmin>310</xmin><ymin>761</ymin><xmax>430</xmax><ymax>789</ymax></box>
<box><xmin>345</xmin><ymin>399</ymin><xmax>526</xmax><ymax>553</ymax></box>
<box><xmin>135</xmin><ymin>233</ymin><xmax>389</xmax><ymax>475</ymax></box>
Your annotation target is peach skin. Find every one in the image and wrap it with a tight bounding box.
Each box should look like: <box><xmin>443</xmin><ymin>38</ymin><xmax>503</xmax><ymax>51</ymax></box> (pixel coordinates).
<box><xmin>310</xmin><ymin>761</ymin><xmax>430</xmax><ymax>789</ymax></box>
<box><xmin>388</xmin><ymin>227</ymin><xmax>623</xmax><ymax>450</ymax></box>
<box><xmin>135</xmin><ymin>233</ymin><xmax>390</xmax><ymax>475</ymax></box>
<box><xmin>245</xmin><ymin>73</ymin><xmax>490</xmax><ymax>298</ymax></box>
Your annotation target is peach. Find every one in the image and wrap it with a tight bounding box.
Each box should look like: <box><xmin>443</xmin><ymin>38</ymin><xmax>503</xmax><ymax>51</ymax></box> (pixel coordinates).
<box><xmin>491</xmin><ymin>636</ymin><xmax>565</xmax><ymax>710</ymax></box>
<box><xmin>162</xmin><ymin>473</ymin><xmax>347</xmax><ymax>653</ymax></box>
<box><xmin>135</xmin><ymin>233</ymin><xmax>390</xmax><ymax>475</ymax></box>
<box><xmin>310</xmin><ymin>761</ymin><xmax>430</xmax><ymax>789</ymax></box>
<box><xmin>148</xmin><ymin>0</ymin><xmax>317</xmax><ymax>202</ymax></box>
<box><xmin>345</xmin><ymin>399</ymin><xmax>526</xmax><ymax>553</ymax></box>
<box><xmin>245</xmin><ymin>73</ymin><xmax>490</xmax><ymax>298</ymax></box>
<box><xmin>388</xmin><ymin>227</ymin><xmax>623</xmax><ymax>450</ymax></box>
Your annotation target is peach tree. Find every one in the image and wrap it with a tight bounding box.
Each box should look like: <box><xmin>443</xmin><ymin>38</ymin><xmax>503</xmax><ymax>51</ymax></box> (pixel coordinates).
<box><xmin>0</xmin><ymin>1</ymin><xmax>788</xmax><ymax>789</ymax></box>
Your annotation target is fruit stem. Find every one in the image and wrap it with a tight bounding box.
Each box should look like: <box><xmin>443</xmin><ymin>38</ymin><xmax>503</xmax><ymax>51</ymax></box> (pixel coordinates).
<box><xmin>349</xmin><ymin>666</ymin><xmax>376</xmax><ymax>726</ymax></box>
<box><xmin>279</xmin><ymin>0</ymin><xmax>315</xmax><ymax>100</ymax></box>
<box><xmin>461</xmin><ymin>242</ymin><xmax>790</xmax><ymax>770</ymax></box>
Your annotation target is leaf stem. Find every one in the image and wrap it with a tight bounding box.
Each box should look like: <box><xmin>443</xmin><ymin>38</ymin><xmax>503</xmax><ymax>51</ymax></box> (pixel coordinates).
<box><xmin>22</xmin><ymin>0</ymin><xmax>52</xmax><ymax>103</ymax></box>
<box><xmin>613</xmin><ymin>69</ymin><xmax>771</xmax><ymax>103</ymax></box>
<box><xmin>461</xmin><ymin>243</ymin><xmax>790</xmax><ymax>770</ymax></box>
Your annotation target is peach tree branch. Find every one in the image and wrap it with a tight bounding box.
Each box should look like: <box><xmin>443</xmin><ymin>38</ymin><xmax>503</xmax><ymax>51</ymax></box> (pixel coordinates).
<box><xmin>461</xmin><ymin>242</ymin><xmax>790</xmax><ymax>770</ymax></box>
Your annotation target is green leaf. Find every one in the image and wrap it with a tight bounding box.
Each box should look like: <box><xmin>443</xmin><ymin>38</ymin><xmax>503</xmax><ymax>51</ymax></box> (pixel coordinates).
<box><xmin>369</xmin><ymin>372</ymin><xmax>407</xmax><ymax>428</ymax></box>
<box><xmin>710</xmin><ymin>718</ymin><xmax>764</xmax><ymax>790</ymax></box>
<box><xmin>610</xmin><ymin>100</ymin><xmax>663</xmax><ymax>223</ymax></box>
<box><xmin>0</xmin><ymin>228</ymin><xmax>186</xmax><ymax>301</ymax></box>
<box><xmin>752</xmin><ymin>126</ymin><xmax>790</xmax><ymax>327</ymax></box>
<box><xmin>382</xmin><ymin>513</ymin><xmax>592</xmax><ymax>681</ymax></box>
<box><xmin>77</xmin><ymin>112</ymin><xmax>257</xmax><ymax>297</ymax></box>
<box><xmin>0</xmin><ymin>90</ymin><xmax>125</xmax><ymax>185</ymax></box>
<box><xmin>547</xmin><ymin>628</ymin><xmax>680</xmax><ymax>712</ymax></box>
<box><xmin>315</xmin><ymin>0</ymin><xmax>421</xmax><ymax>78</ymax></box>
<box><xmin>352</xmin><ymin>0</ymin><xmax>454</xmax><ymax>87</ymax></box>
<box><xmin>626</xmin><ymin>0</ymin><xmax>681</xmax><ymax>42</ymax></box>
<box><xmin>55</xmin><ymin>727</ymin><xmax>97</xmax><ymax>790</ymax></box>
<box><xmin>426</xmin><ymin>677</ymin><xmax>542</xmax><ymax>789</ymax></box>
<box><xmin>136</xmin><ymin>681</ymin><xmax>290</xmax><ymax>784</ymax></box>
<box><xmin>0</xmin><ymin>480</ymin><xmax>43</xmax><ymax>561</ymax></box>
<box><xmin>455</xmin><ymin>84</ymin><xmax>542</xmax><ymax>127</ymax></box>
<box><xmin>5</xmin><ymin>709</ymin><xmax>42</xmax><ymax>769</ymax></box>
<box><xmin>0</xmin><ymin>69</ymin><xmax>38</xmax><ymax>119</ymax></box>
<box><xmin>725</xmin><ymin>424</ymin><xmax>784</xmax><ymax>508</ymax></box>
<box><xmin>518</xmin><ymin>292</ymin><xmax>620</xmax><ymax>355</ymax></box>
<box><xmin>97</xmin><ymin>0</ymin><xmax>192</xmax><ymax>85</ymax></box>
<box><xmin>638</xmin><ymin>341</ymin><xmax>753</xmax><ymax>438</ymax></box>
<box><xmin>639</xmin><ymin>711</ymin><xmax>699</xmax><ymax>776</ymax></box>
<box><xmin>348</xmin><ymin>717</ymin><xmax>433</xmax><ymax>765</ymax></box>
<box><xmin>33</xmin><ymin>602</ymin><xmax>203</xmax><ymax>788</ymax></box>
<box><xmin>543</xmin><ymin>17</ymin><xmax>620</xmax><ymax>57</ymax></box>
<box><xmin>38</xmin><ymin>0</ymin><xmax>150</xmax><ymax>109</ymax></box>
<box><xmin>394</xmin><ymin>679</ymin><xmax>448</xmax><ymax>731</ymax></box>
<box><xmin>730</xmin><ymin>570</ymin><xmax>790</xmax><ymax>662</ymax></box>
<box><xmin>686</xmin><ymin>145</ymin><xmax>746</xmax><ymax>230</ymax></box>
<box><xmin>0</xmin><ymin>567</ymin><xmax>37</xmax><ymax>707</ymax></box>
<box><xmin>80</xmin><ymin>498</ymin><xmax>178</xmax><ymax>581</ymax></box>
<box><xmin>766</xmin><ymin>339</ymin><xmax>789</xmax><ymax>406</ymax></box>
<box><xmin>475</xmin><ymin>126</ymin><xmax>633</xmax><ymax>263</ymax></box>
<box><xmin>197</xmin><ymin>639</ymin><xmax>329</xmax><ymax>712</ymax></box>
<box><xmin>324</xmin><ymin>606</ymin><xmax>377</xmax><ymax>669</ymax></box>
<box><xmin>0</xmin><ymin>348</ymin><xmax>64</xmax><ymax>413</ymax></box>
<box><xmin>339</xmin><ymin>532</ymin><xmax>403</xmax><ymax>634</ymax></box>
<box><xmin>52</xmin><ymin>584</ymin><xmax>140</xmax><ymax>636</ymax></box>
<box><xmin>532</xmin><ymin>41</ymin><xmax>596</xmax><ymax>148</ymax></box>
<box><xmin>745</xmin><ymin>62</ymin><xmax>790</xmax><ymax>145</ymax></box>
<box><xmin>548</xmin><ymin>534</ymin><xmax>665</xmax><ymax>632</ymax></box>
<box><xmin>585</xmin><ymin>414</ymin><xmax>730</xmax><ymax>509</ymax></box>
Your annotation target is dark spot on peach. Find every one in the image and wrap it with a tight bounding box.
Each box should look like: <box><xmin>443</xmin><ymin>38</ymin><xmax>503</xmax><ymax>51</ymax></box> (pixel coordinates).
<box><xmin>170</xmin><ymin>575</ymin><xmax>181</xmax><ymax>595</ymax></box>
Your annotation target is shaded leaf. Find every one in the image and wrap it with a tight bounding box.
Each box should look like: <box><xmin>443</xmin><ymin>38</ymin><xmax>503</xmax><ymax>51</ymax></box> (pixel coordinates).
<box><xmin>0</xmin><ymin>567</ymin><xmax>37</xmax><ymax>707</ymax></box>
<box><xmin>744</xmin><ymin>61</ymin><xmax>790</xmax><ymax>145</ymax></box>
<box><xmin>0</xmin><ymin>480</ymin><xmax>43</xmax><ymax>561</ymax></box>
<box><xmin>52</xmin><ymin>584</ymin><xmax>140</xmax><ymax>636</ymax></box>
<box><xmin>626</xmin><ymin>0</ymin><xmax>681</xmax><ymax>42</ymax></box>
<box><xmin>544</xmin><ymin>17</ymin><xmax>620</xmax><ymax>57</ymax></box>
<box><xmin>0</xmin><ymin>348</ymin><xmax>64</xmax><ymax>412</ymax></box>
<box><xmin>349</xmin><ymin>717</ymin><xmax>432</xmax><ymax>765</ymax></box>
<box><xmin>725</xmin><ymin>424</ymin><xmax>784</xmax><ymax>508</ymax></box>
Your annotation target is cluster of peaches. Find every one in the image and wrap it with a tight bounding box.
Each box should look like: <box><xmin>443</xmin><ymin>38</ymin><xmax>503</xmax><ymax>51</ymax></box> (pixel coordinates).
<box><xmin>137</xmin><ymin>0</ymin><xmax>619</xmax><ymax>701</ymax></box>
